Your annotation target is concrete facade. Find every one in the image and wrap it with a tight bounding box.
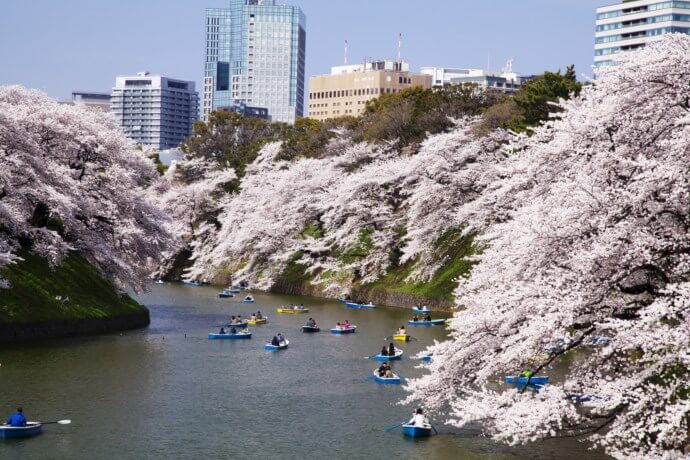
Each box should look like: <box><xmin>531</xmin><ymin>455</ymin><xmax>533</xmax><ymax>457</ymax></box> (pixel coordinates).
<box><xmin>595</xmin><ymin>0</ymin><xmax>690</xmax><ymax>68</ymax></box>
<box><xmin>421</xmin><ymin>67</ymin><xmax>533</xmax><ymax>94</ymax></box>
<box><xmin>308</xmin><ymin>60</ymin><xmax>431</xmax><ymax>121</ymax></box>
<box><xmin>111</xmin><ymin>72</ymin><xmax>199</xmax><ymax>150</ymax></box>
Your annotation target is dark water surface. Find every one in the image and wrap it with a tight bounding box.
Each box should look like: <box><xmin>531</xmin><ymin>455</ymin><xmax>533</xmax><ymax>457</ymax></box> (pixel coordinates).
<box><xmin>0</xmin><ymin>284</ymin><xmax>606</xmax><ymax>459</ymax></box>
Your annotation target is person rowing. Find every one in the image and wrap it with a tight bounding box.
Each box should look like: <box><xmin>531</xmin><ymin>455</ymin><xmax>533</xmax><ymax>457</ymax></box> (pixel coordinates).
<box><xmin>412</xmin><ymin>315</ymin><xmax>419</xmax><ymax>322</ymax></box>
<box><xmin>397</xmin><ymin>325</ymin><xmax>406</xmax><ymax>335</ymax></box>
<box><xmin>343</xmin><ymin>320</ymin><xmax>351</xmax><ymax>329</ymax></box>
<box><xmin>307</xmin><ymin>318</ymin><xmax>317</xmax><ymax>327</ymax></box>
<box><xmin>378</xmin><ymin>362</ymin><xmax>391</xmax><ymax>377</ymax></box>
<box><xmin>380</xmin><ymin>345</ymin><xmax>388</xmax><ymax>356</ymax></box>
<box><xmin>424</xmin><ymin>313</ymin><xmax>432</xmax><ymax>322</ymax></box>
<box><xmin>388</xmin><ymin>342</ymin><xmax>396</xmax><ymax>357</ymax></box>
<box><xmin>276</xmin><ymin>332</ymin><xmax>286</xmax><ymax>345</ymax></box>
<box><xmin>256</xmin><ymin>311</ymin><xmax>263</xmax><ymax>319</ymax></box>
<box><xmin>271</xmin><ymin>335</ymin><xmax>280</xmax><ymax>346</ymax></box>
<box><xmin>5</xmin><ymin>407</ymin><xmax>27</xmax><ymax>427</ymax></box>
<box><xmin>250</xmin><ymin>313</ymin><xmax>257</xmax><ymax>321</ymax></box>
<box><xmin>407</xmin><ymin>408</ymin><xmax>429</xmax><ymax>426</ymax></box>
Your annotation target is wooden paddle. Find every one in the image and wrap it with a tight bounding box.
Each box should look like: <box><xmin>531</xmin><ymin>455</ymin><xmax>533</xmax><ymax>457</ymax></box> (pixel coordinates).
<box><xmin>384</xmin><ymin>421</ymin><xmax>406</xmax><ymax>432</ymax></box>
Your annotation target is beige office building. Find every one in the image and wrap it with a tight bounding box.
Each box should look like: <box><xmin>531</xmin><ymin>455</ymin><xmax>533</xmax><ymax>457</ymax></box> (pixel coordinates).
<box><xmin>308</xmin><ymin>60</ymin><xmax>431</xmax><ymax>121</ymax></box>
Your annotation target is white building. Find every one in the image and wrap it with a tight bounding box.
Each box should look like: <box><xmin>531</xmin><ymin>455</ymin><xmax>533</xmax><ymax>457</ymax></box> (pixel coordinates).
<box><xmin>71</xmin><ymin>91</ymin><xmax>111</xmax><ymax>112</ymax></box>
<box><xmin>595</xmin><ymin>0</ymin><xmax>690</xmax><ymax>69</ymax></box>
<box><xmin>421</xmin><ymin>66</ymin><xmax>533</xmax><ymax>94</ymax></box>
<box><xmin>110</xmin><ymin>72</ymin><xmax>199</xmax><ymax>150</ymax></box>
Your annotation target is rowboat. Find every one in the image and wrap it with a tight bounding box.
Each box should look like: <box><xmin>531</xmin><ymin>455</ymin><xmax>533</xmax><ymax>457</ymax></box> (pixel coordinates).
<box><xmin>264</xmin><ymin>340</ymin><xmax>289</xmax><ymax>351</ymax></box>
<box><xmin>0</xmin><ymin>422</ymin><xmax>42</xmax><ymax>439</ymax></box>
<box><xmin>276</xmin><ymin>307</ymin><xmax>309</xmax><ymax>314</ymax></box>
<box><xmin>402</xmin><ymin>424</ymin><xmax>432</xmax><ymax>438</ymax></box>
<box><xmin>182</xmin><ymin>280</ymin><xmax>202</xmax><ymax>286</ymax></box>
<box><xmin>407</xmin><ymin>319</ymin><xmax>446</xmax><ymax>326</ymax></box>
<box><xmin>242</xmin><ymin>296</ymin><xmax>255</xmax><ymax>303</ymax></box>
<box><xmin>504</xmin><ymin>376</ymin><xmax>549</xmax><ymax>386</ymax></box>
<box><xmin>247</xmin><ymin>317</ymin><xmax>267</xmax><ymax>326</ymax></box>
<box><xmin>218</xmin><ymin>290</ymin><xmax>234</xmax><ymax>298</ymax></box>
<box><xmin>393</xmin><ymin>334</ymin><xmax>410</xmax><ymax>342</ymax></box>
<box><xmin>208</xmin><ymin>332</ymin><xmax>252</xmax><ymax>340</ymax></box>
<box><xmin>420</xmin><ymin>355</ymin><xmax>433</xmax><ymax>363</ymax></box>
<box><xmin>154</xmin><ymin>279</ymin><xmax>165</xmax><ymax>285</ymax></box>
<box><xmin>330</xmin><ymin>325</ymin><xmax>357</xmax><ymax>334</ymax></box>
<box><xmin>302</xmin><ymin>325</ymin><xmax>320</xmax><ymax>333</ymax></box>
<box><xmin>373</xmin><ymin>370</ymin><xmax>401</xmax><ymax>384</ymax></box>
<box><xmin>374</xmin><ymin>348</ymin><xmax>403</xmax><ymax>361</ymax></box>
<box><xmin>224</xmin><ymin>322</ymin><xmax>248</xmax><ymax>328</ymax></box>
<box><xmin>411</xmin><ymin>306</ymin><xmax>432</xmax><ymax>314</ymax></box>
<box><xmin>344</xmin><ymin>301</ymin><xmax>375</xmax><ymax>309</ymax></box>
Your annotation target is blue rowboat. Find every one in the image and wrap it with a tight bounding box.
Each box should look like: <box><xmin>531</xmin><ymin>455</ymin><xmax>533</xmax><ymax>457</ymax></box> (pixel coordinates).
<box><xmin>420</xmin><ymin>355</ymin><xmax>433</xmax><ymax>363</ymax></box>
<box><xmin>302</xmin><ymin>325</ymin><xmax>320</xmax><ymax>333</ymax></box>
<box><xmin>264</xmin><ymin>340</ymin><xmax>289</xmax><ymax>351</ymax></box>
<box><xmin>242</xmin><ymin>296</ymin><xmax>255</xmax><ymax>303</ymax></box>
<box><xmin>182</xmin><ymin>280</ymin><xmax>202</xmax><ymax>286</ymax></box>
<box><xmin>374</xmin><ymin>349</ymin><xmax>403</xmax><ymax>361</ymax></box>
<box><xmin>373</xmin><ymin>370</ymin><xmax>401</xmax><ymax>384</ymax></box>
<box><xmin>330</xmin><ymin>326</ymin><xmax>357</xmax><ymax>334</ymax></box>
<box><xmin>223</xmin><ymin>322</ymin><xmax>248</xmax><ymax>329</ymax></box>
<box><xmin>504</xmin><ymin>376</ymin><xmax>549</xmax><ymax>386</ymax></box>
<box><xmin>344</xmin><ymin>301</ymin><xmax>375</xmax><ymax>309</ymax></box>
<box><xmin>208</xmin><ymin>332</ymin><xmax>252</xmax><ymax>340</ymax></box>
<box><xmin>407</xmin><ymin>319</ymin><xmax>446</xmax><ymax>326</ymax></box>
<box><xmin>402</xmin><ymin>424</ymin><xmax>432</xmax><ymax>438</ymax></box>
<box><xmin>0</xmin><ymin>422</ymin><xmax>43</xmax><ymax>439</ymax></box>
<box><xmin>411</xmin><ymin>307</ymin><xmax>433</xmax><ymax>314</ymax></box>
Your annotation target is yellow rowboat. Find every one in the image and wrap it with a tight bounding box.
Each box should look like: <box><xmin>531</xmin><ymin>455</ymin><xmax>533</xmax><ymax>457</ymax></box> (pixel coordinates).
<box><xmin>248</xmin><ymin>317</ymin><xmax>268</xmax><ymax>326</ymax></box>
<box><xmin>276</xmin><ymin>308</ymin><xmax>309</xmax><ymax>314</ymax></box>
<box><xmin>393</xmin><ymin>334</ymin><xmax>410</xmax><ymax>342</ymax></box>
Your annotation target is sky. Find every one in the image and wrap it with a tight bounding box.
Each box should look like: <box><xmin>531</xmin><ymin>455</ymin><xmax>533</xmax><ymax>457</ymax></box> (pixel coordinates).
<box><xmin>0</xmin><ymin>0</ymin><xmax>605</xmax><ymax>101</ymax></box>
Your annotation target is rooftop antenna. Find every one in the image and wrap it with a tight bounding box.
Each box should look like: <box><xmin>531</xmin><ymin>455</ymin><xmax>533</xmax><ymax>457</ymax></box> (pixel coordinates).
<box><xmin>344</xmin><ymin>39</ymin><xmax>349</xmax><ymax>65</ymax></box>
<box><xmin>397</xmin><ymin>33</ymin><xmax>402</xmax><ymax>64</ymax></box>
<box><xmin>504</xmin><ymin>57</ymin><xmax>514</xmax><ymax>73</ymax></box>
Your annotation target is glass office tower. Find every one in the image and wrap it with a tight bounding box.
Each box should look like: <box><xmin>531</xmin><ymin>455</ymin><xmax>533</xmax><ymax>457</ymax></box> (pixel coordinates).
<box><xmin>203</xmin><ymin>0</ymin><xmax>306</xmax><ymax>124</ymax></box>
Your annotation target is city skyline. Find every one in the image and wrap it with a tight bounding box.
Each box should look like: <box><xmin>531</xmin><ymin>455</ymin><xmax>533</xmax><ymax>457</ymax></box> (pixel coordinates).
<box><xmin>1</xmin><ymin>0</ymin><xmax>604</xmax><ymax>101</ymax></box>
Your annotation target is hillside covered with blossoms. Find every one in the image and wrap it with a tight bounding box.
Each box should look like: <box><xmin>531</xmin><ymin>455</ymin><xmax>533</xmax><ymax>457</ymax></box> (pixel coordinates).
<box><xmin>155</xmin><ymin>34</ymin><xmax>690</xmax><ymax>458</ymax></box>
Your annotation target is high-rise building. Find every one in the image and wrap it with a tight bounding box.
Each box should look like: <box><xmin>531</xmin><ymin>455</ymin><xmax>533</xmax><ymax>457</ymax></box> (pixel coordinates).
<box><xmin>421</xmin><ymin>67</ymin><xmax>534</xmax><ymax>94</ymax></box>
<box><xmin>595</xmin><ymin>1</ymin><xmax>690</xmax><ymax>69</ymax></box>
<box><xmin>204</xmin><ymin>0</ymin><xmax>306</xmax><ymax>124</ymax></box>
<box><xmin>110</xmin><ymin>72</ymin><xmax>199</xmax><ymax>150</ymax></box>
<box><xmin>308</xmin><ymin>60</ymin><xmax>431</xmax><ymax>121</ymax></box>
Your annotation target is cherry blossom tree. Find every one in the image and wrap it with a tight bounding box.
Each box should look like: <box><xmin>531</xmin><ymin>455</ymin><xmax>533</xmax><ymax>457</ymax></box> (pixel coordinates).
<box><xmin>0</xmin><ymin>86</ymin><xmax>171</xmax><ymax>289</ymax></box>
<box><xmin>404</xmin><ymin>34</ymin><xmax>690</xmax><ymax>459</ymax></box>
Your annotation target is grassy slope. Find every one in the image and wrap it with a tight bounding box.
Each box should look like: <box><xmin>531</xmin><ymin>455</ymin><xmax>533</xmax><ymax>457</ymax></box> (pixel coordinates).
<box><xmin>0</xmin><ymin>251</ymin><xmax>146</xmax><ymax>325</ymax></box>
<box><xmin>360</xmin><ymin>229</ymin><xmax>476</xmax><ymax>302</ymax></box>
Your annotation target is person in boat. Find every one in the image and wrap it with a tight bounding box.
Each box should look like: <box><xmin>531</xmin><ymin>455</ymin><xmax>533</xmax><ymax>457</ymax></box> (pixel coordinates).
<box><xmin>6</xmin><ymin>407</ymin><xmax>27</xmax><ymax>427</ymax></box>
<box><xmin>380</xmin><ymin>345</ymin><xmax>388</xmax><ymax>356</ymax></box>
<box><xmin>343</xmin><ymin>320</ymin><xmax>351</xmax><ymax>329</ymax></box>
<box><xmin>251</xmin><ymin>313</ymin><xmax>257</xmax><ymax>321</ymax></box>
<box><xmin>241</xmin><ymin>327</ymin><xmax>249</xmax><ymax>334</ymax></box>
<box><xmin>336</xmin><ymin>322</ymin><xmax>342</xmax><ymax>329</ymax></box>
<box><xmin>230</xmin><ymin>327</ymin><xmax>237</xmax><ymax>334</ymax></box>
<box><xmin>256</xmin><ymin>311</ymin><xmax>263</xmax><ymax>320</ymax></box>
<box><xmin>271</xmin><ymin>335</ymin><xmax>280</xmax><ymax>346</ymax></box>
<box><xmin>276</xmin><ymin>333</ymin><xmax>286</xmax><ymax>344</ymax></box>
<box><xmin>307</xmin><ymin>318</ymin><xmax>316</xmax><ymax>327</ymax></box>
<box><xmin>230</xmin><ymin>315</ymin><xmax>236</xmax><ymax>323</ymax></box>
<box><xmin>412</xmin><ymin>315</ymin><xmax>419</xmax><ymax>322</ymax></box>
<box><xmin>384</xmin><ymin>368</ymin><xmax>394</xmax><ymax>378</ymax></box>
<box><xmin>298</xmin><ymin>303</ymin><xmax>305</xmax><ymax>310</ymax></box>
<box><xmin>378</xmin><ymin>362</ymin><xmax>390</xmax><ymax>377</ymax></box>
<box><xmin>424</xmin><ymin>314</ymin><xmax>432</xmax><ymax>322</ymax></box>
<box><xmin>408</xmin><ymin>408</ymin><xmax>429</xmax><ymax>426</ymax></box>
<box><xmin>397</xmin><ymin>325</ymin><xmax>406</xmax><ymax>335</ymax></box>
<box><xmin>388</xmin><ymin>343</ymin><xmax>396</xmax><ymax>357</ymax></box>
<box><xmin>219</xmin><ymin>327</ymin><xmax>227</xmax><ymax>335</ymax></box>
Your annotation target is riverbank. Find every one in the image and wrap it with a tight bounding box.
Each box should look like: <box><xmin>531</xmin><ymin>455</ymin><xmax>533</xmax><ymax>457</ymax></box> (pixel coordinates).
<box><xmin>0</xmin><ymin>250</ymin><xmax>150</xmax><ymax>343</ymax></box>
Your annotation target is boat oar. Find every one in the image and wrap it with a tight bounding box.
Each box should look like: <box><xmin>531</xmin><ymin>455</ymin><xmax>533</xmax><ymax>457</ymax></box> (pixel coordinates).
<box><xmin>384</xmin><ymin>421</ymin><xmax>406</xmax><ymax>432</ymax></box>
<box><xmin>41</xmin><ymin>420</ymin><xmax>71</xmax><ymax>425</ymax></box>
<box><xmin>431</xmin><ymin>424</ymin><xmax>438</xmax><ymax>435</ymax></box>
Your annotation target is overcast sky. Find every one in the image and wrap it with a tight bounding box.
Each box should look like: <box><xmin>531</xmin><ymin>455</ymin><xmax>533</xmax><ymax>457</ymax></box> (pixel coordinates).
<box><xmin>0</xmin><ymin>0</ymin><xmax>604</xmax><ymax>100</ymax></box>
